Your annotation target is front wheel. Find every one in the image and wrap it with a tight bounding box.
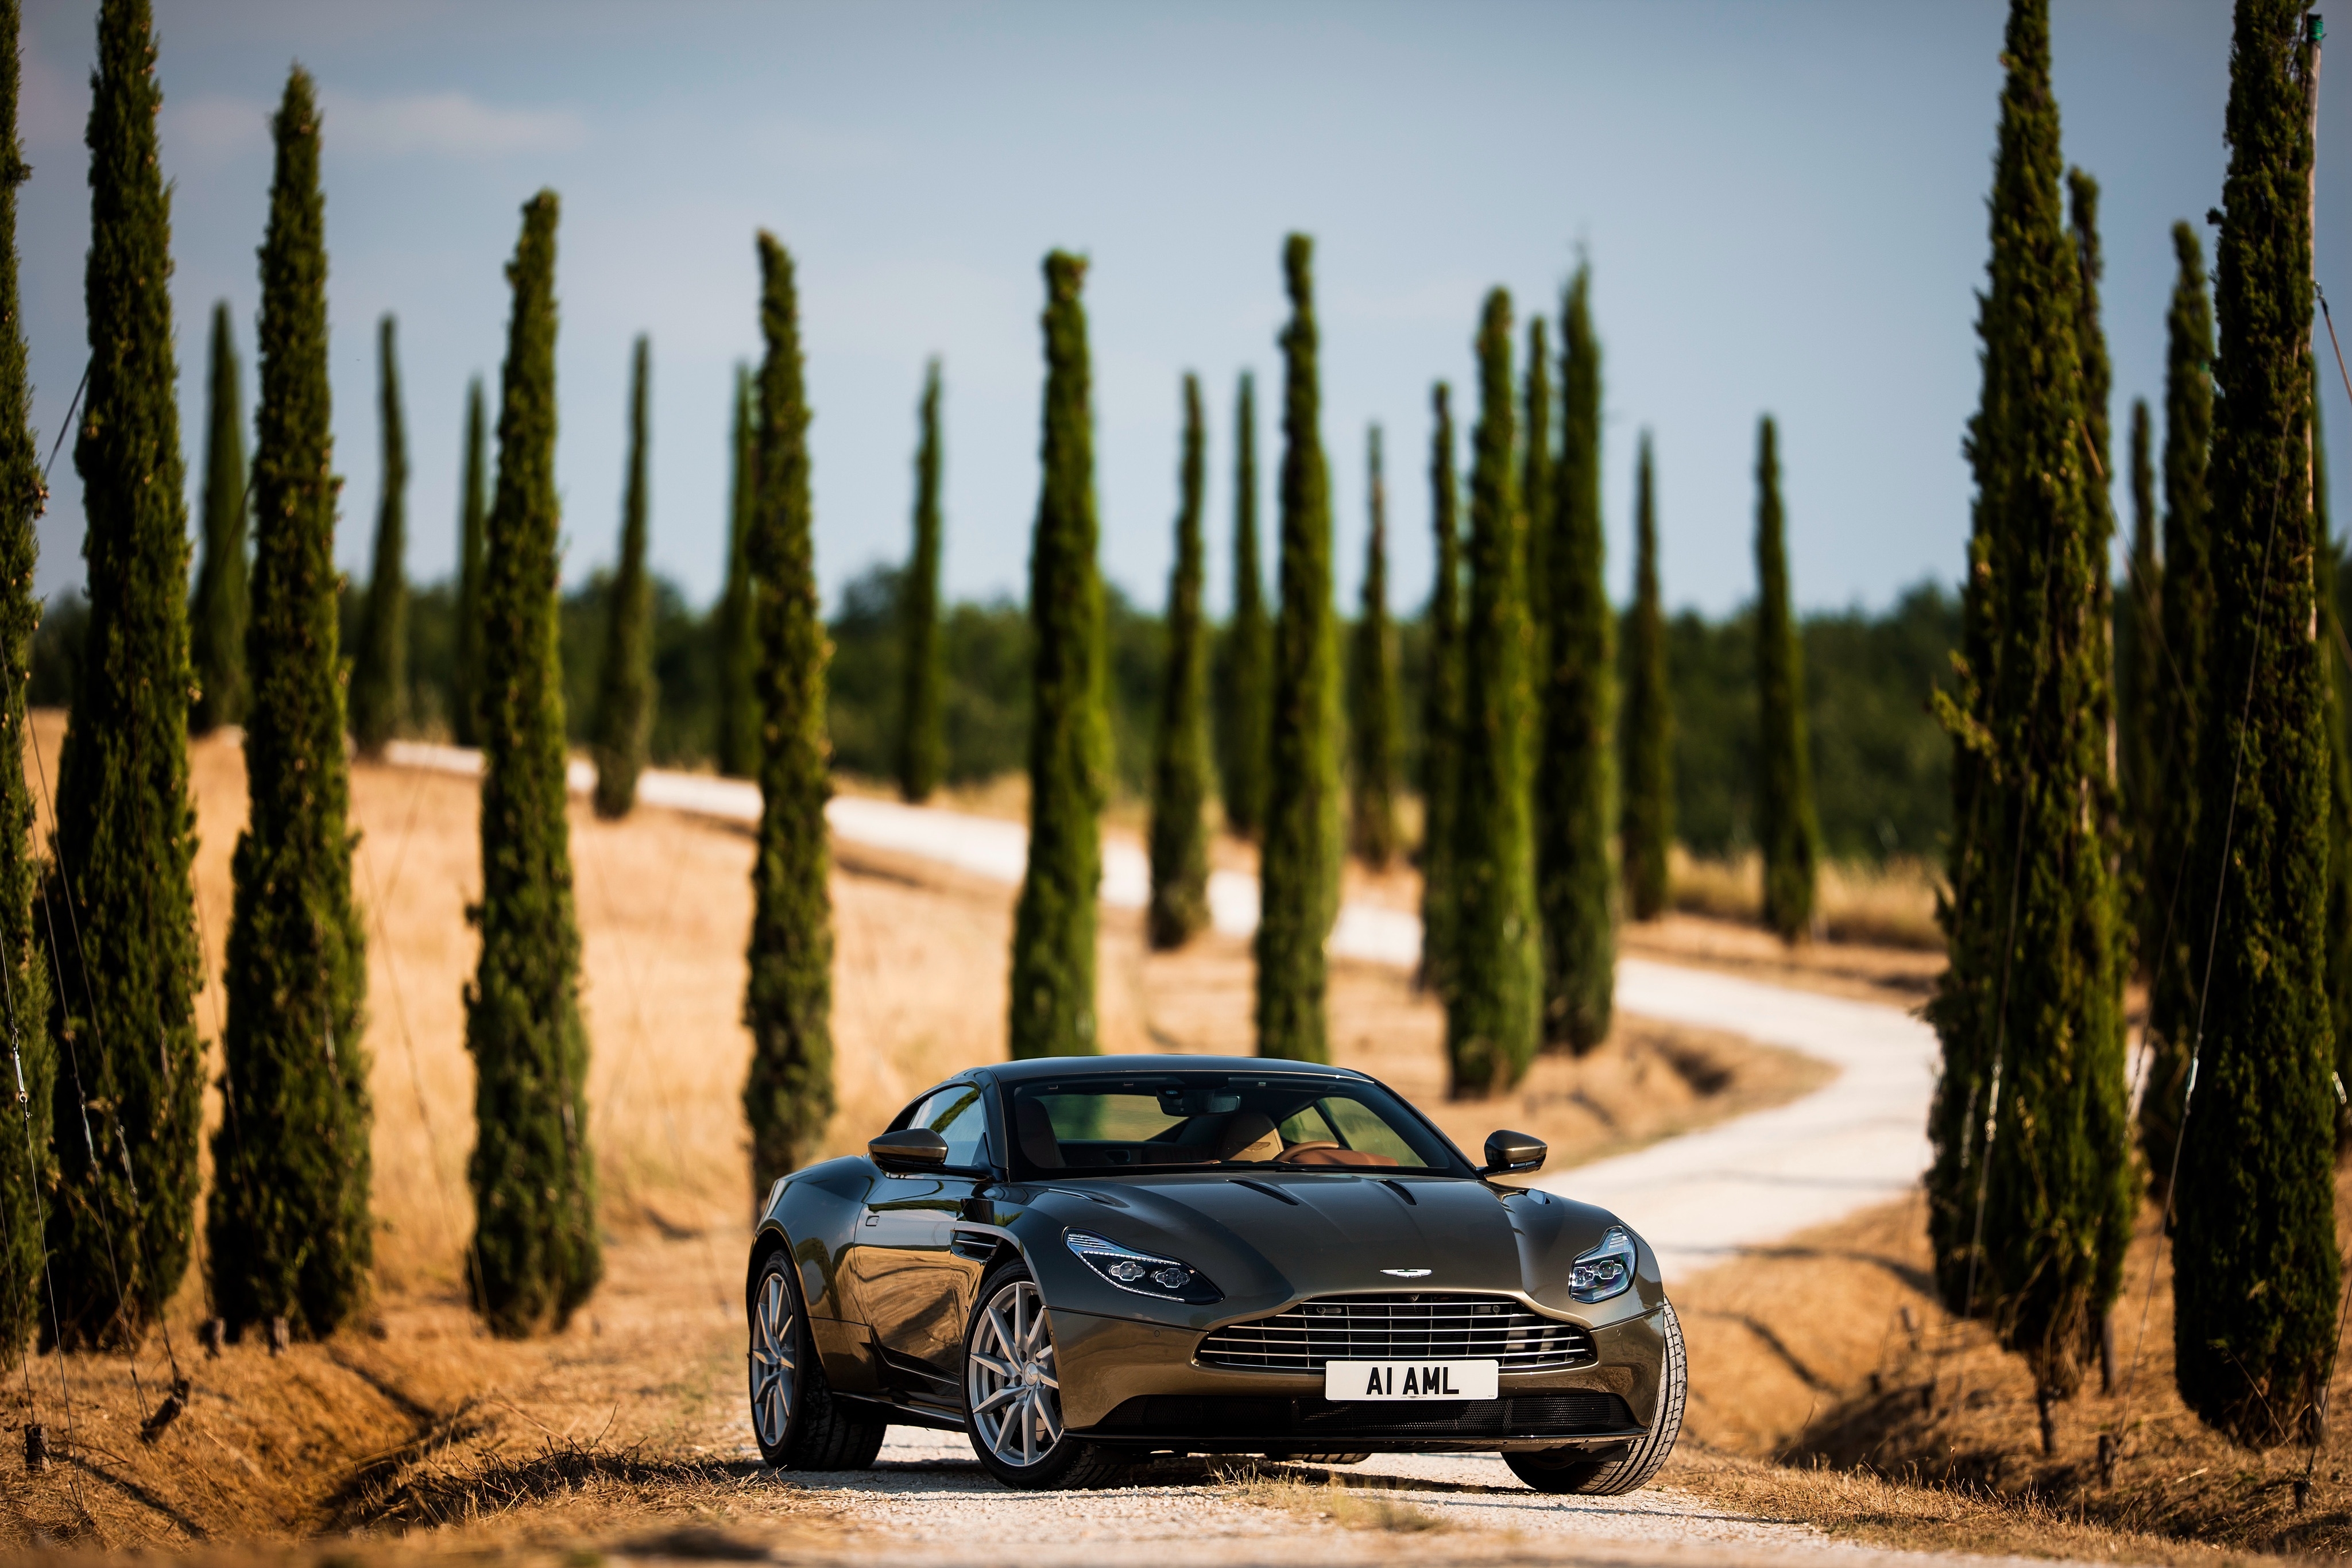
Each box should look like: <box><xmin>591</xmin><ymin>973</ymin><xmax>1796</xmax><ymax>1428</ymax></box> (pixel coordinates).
<box><xmin>748</xmin><ymin>1249</ymin><xmax>885</xmax><ymax>1470</ymax></box>
<box><xmin>963</xmin><ymin>1264</ymin><xmax>1130</xmax><ymax>1489</ymax></box>
<box><xmin>1506</xmin><ymin>1300</ymin><xmax>1686</xmax><ymax>1496</ymax></box>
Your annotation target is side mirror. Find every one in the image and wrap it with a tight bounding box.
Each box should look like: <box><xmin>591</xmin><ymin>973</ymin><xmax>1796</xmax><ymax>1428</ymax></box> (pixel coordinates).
<box><xmin>1481</xmin><ymin>1130</ymin><xmax>1547</xmax><ymax>1178</ymax></box>
<box><xmin>870</xmin><ymin>1127</ymin><xmax>950</xmax><ymax>1171</ymax></box>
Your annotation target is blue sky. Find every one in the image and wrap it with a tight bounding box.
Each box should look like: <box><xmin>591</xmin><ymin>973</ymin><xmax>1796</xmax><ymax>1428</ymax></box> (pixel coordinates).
<box><xmin>18</xmin><ymin>1</ymin><xmax>2349</xmax><ymax>620</ymax></box>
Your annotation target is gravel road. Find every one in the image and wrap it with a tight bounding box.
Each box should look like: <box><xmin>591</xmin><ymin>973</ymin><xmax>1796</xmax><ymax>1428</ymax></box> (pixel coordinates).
<box><xmin>675</xmin><ymin>1428</ymin><xmax>2072</xmax><ymax>1568</ymax></box>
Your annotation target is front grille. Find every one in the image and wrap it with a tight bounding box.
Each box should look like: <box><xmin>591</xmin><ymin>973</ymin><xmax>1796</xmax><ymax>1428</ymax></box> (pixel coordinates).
<box><xmin>1095</xmin><ymin>1392</ymin><xmax>1637</xmax><ymax>1439</ymax></box>
<box><xmin>1196</xmin><ymin>1292</ymin><xmax>1594</xmax><ymax>1373</ymax></box>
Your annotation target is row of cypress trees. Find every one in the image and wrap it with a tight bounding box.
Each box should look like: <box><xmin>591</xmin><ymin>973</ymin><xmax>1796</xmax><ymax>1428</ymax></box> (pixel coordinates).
<box><xmin>1930</xmin><ymin>0</ymin><xmax>2337</xmax><ymax>1455</ymax></box>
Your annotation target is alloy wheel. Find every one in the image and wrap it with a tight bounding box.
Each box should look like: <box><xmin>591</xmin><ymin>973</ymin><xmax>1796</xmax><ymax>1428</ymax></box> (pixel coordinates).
<box><xmin>967</xmin><ymin>1278</ymin><xmax>1061</xmax><ymax>1468</ymax></box>
<box><xmin>749</xmin><ymin>1267</ymin><xmax>796</xmax><ymax>1451</ymax></box>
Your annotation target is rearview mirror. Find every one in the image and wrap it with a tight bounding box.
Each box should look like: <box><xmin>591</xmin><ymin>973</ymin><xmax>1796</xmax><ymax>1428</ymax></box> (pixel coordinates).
<box><xmin>1481</xmin><ymin>1130</ymin><xmax>1547</xmax><ymax>1177</ymax></box>
<box><xmin>870</xmin><ymin>1127</ymin><xmax>950</xmax><ymax>1171</ymax></box>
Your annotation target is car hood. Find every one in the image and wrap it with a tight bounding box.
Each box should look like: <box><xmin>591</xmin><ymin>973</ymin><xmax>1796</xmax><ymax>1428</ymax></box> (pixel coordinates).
<box><xmin>1026</xmin><ymin>1170</ymin><xmax>1626</xmax><ymax>1313</ymax></box>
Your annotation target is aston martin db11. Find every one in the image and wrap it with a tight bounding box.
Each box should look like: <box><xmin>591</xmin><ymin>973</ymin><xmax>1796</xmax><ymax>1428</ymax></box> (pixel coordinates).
<box><xmin>745</xmin><ymin>1054</ymin><xmax>1685</xmax><ymax>1491</ymax></box>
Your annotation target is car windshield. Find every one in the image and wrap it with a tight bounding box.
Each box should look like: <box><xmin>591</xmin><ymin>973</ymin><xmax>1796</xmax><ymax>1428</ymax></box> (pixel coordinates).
<box><xmin>1004</xmin><ymin>1073</ymin><xmax>1464</xmax><ymax>1177</ymax></box>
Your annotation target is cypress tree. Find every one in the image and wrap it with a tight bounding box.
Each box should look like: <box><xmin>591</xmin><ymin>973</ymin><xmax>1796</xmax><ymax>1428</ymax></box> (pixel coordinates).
<box><xmin>1620</xmin><ymin>433</ymin><xmax>1672</xmax><ymax>922</ymax></box>
<box><xmin>1347</xmin><ymin>425</ymin><xmax>1399</xmax><ymax>868</ymax></box>
<box><xmin>590</xmin><ymin>335</ymin><xmax>653</xmax><ymax>819</ymax></box>
<box><xmin>349</xmin><ymin>314</ymin><xmax>408</xmax><ymax>755</ymax></box>
<box><xmin>2171</xmin><ymin>0</ymin><xmax>2337</xmax><ymax>1447</ymax></box>
<box><xmin>188</xmin><ymin>301</ymin><xmax>247</xmax><ymax>735</ymax></box>
<box><xmin>1418</xmin><ymin>384</ymin><xmax>1464</xmax><ymax>1000</ymax></box>
<box><xmin>715</xmin><ymin>365</ymin><xmax>760</xmax><ymax>780</ymax></box>
<box><xmin>2138</xmin><ymin>223</ymin><xmax>2218</xmax><ymax>1184</ymax></box>
<box><xmin>1214</xmin><ymin>372</ymin><xmax>1270</xmax><ymax>839</ymax></box>
<box><xmin>1922</xmin><ymin>3</ymin><xmax>2132</xmax><ymax>1431</ymax></box>
<box><xmin>898</xmin><ymin>359</ymin><xmax>945</xmax><ymax>804</ymax></box>
<box><xmin>1534</xmin><ymin>265</ymin><xmax>1615</xmax><ymax>1054</ymax></box>
<box><xmin>206</xmin><ymin>67</ymin><xmax>370</xmax><ymax>1339</ymax></box>
<box><xmin>466</xmin><ymin>192</ymin><xmax>599</xmax><ymax>1337</ymax></box>
<box><xmin>43</xmin><ymin>0</ymin><xmax>203</xmax><ymax>1347</ymax></box>
<box><xmin>2117</xmin><ymin>397</ymin><xmax>2162</xmax><ymax>973</ymax></box>
<box><xmin>1009</xmin><ymin>251</ymin><xmax>1107</xmax><ymax>1059</ymax></box>
<box><xmin>742</xmin><ymin>233</ymin><xmax>837</xmax><ymax>1183</ymax></box>
<box><xmin>1754</xmin><ymin>417</ymin><xmax>1819</xmax><ymax>944</ymax></box>
<box><xmin>1447</xmin><ymin>292</ymin><xmax>1541</xmax><ymax>1097</ymax></box>
<box><xmin>1522</xmin><ymin>317</ymin><xmax>1553</xmax><ymax>631</ymax></box>
<box><xmin>1255</xmin><ymin>235</ymin><xmax>1340</xmax><ymax>1064</ymax></box>
<box><xmin>451</xmin><ymin>378</ymin><xmax>487</xmax><ymax>749</ymax></box>
<box><xmin>1148</xmin><ymin>373</ymin><xmax>1211</xmax><ymax>950</ymax></box>
<box><xmin>0</xmin><ymin>0</ymin><xmax>56</xmax><ymax>1364</ymax></box>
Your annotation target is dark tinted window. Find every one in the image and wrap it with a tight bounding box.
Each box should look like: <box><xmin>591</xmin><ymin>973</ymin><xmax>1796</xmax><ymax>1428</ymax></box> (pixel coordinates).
<box><xmin>1005</xmin><ymin>1073</ymin><xmax>1461</xmax><ymax>1176</ymax></box>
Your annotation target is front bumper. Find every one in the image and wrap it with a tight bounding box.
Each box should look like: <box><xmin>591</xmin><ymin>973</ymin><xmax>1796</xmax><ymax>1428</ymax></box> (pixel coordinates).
<box><xmin>1051</xmin><ymin>1300</ymin><xmax>1670</xmax><ymax>1454</ymax></box>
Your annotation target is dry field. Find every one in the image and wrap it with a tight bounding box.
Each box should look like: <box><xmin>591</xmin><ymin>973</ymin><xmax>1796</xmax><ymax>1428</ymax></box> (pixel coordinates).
<box><xmin>3</xmin><ymin>717</ymin><xmax>1823</xmax><ymax>1558</ymax></box>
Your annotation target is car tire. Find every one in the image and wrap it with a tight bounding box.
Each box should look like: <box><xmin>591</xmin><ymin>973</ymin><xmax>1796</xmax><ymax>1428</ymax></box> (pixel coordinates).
<box><xmin>748</xmin><ymin>1248</ymin><xmax>887</xmax><ymax>1471</ymax></box>
<box><xmin>1504</xmin><ymin>1299</ymin><xmax>1686</xmax><ymax>1496</ymax></box>
<box><xmin>963</xmin><ymin>1262</ymin><xmax>1129</xmax><ymax>1490</ymax></box>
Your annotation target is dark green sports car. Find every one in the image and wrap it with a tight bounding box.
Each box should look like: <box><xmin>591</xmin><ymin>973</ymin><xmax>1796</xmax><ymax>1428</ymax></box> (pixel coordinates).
<box><xmin>745</xmin><ymin>1054</ymin><xmax>1686</xmax><ymax>1492</ymax></box>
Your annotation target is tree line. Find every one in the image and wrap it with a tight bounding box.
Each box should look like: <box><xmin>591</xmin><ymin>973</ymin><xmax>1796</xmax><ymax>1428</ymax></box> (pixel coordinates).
<box><xmin>1922</xmin><ymin>0</ymin><xmax>2342</xmax><ymax>1464</ymax></box>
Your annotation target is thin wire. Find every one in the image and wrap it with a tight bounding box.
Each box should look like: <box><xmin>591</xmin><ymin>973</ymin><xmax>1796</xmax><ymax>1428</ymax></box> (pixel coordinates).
<box><xmin>351</xmin><ymin>766</ymin><xmax>477</xmax><ymax>1293</ymax></box>
<box><xmin>2117</xmin><ymin>463</ymin><xmax>2294</xmax><ymax>1438</ymax></box>
<box><xmin>37</xmin><ymin>362</ymin><xmax>87</xmax><ymax>489</ymax></box>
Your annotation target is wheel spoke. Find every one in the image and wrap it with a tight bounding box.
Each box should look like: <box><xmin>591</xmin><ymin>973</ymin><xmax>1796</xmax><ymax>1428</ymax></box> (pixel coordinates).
<box><xmin>969</xmin><ymin>1350</ymin><xmax>1016</xmax><ymax>1379</ymax></box>
<box><xmin>971</xmin><ymin>1383</ymin><xmax>1023</xmax><ymax>1415</ymax></box>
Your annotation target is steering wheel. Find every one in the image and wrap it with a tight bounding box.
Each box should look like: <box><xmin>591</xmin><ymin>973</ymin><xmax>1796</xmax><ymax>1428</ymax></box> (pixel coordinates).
<box><xmin>1277</xmin><ymin>1141</ymin><xmax>1343</xmax><ymax>1162</ymax></box>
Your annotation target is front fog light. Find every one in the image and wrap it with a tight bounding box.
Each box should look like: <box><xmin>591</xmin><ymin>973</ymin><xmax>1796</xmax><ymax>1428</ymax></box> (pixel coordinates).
<box><xmin>1066</xmin><ymin>1230</ymin><xmax>1222</xmax><ymax>1303</ymax></box>
<box><xmin>1569</xmin><ymin>1226</ymin><xmax>1637</xmax><ymax>1303</ymax></box>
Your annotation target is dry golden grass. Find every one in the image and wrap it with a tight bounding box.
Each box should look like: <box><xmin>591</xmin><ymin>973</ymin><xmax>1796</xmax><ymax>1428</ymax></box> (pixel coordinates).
<box><xmin>1666</xmin><ymin>848</ymin><xmax>1944</xmax><ymax>953</ymax></box>
<box><xmin>1661</xmin><ymin>1168</ymin><xmax>2352</xmax><ymax>1562</ymax></box>
<box><xmin>7</xmin><ymin>715</ymin><xmax>1824</xmax><ymax>1558</ymax></box>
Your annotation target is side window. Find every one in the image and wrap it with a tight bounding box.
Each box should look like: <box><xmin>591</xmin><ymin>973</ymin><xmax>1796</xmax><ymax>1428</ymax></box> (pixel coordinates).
<box><xmin>915</xmin><ymin>1085</ymin><xmax>992</xmax><ymax>1170</ymax></box>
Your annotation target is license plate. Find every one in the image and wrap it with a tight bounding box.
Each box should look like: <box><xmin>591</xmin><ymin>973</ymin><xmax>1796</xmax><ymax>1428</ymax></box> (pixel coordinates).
<box><xmin>1322</xmin><ymin>1360</ymin><xmax>1499</xmax><ymax>1401</ymax></box>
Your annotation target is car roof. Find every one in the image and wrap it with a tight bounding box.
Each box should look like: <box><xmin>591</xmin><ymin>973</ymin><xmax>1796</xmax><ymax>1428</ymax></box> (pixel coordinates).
<box><xmin>973</xmin><ymin>1054</ymin><xmax>1373</xmax><ymax>1086</ymax></box>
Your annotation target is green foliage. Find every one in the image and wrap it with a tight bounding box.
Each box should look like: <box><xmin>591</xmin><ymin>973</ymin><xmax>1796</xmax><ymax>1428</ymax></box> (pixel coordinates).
<box><xmin>43</xmin><ymin>0</ymin><xmax>202</xmax><ymax>1349</ymax></box>
<box><xmin>206</xmin><ymin>68</ymin><xmax>370</xmax><ymax>1340</ymax></box>
<box><xmin>1347</xmin><ymin>426</ymin><xmax>1399</xmax><ymax>868</ymax></box>
<box><xmin>1753</xmin><ymin>418</ymin><xmax>1819</xmax><ymax>943</ymax></box>
<box><xmin>0</xmin><ymin>0</ymin><xmax>55</xmax><ymax>1365</ymax></box>
<box><xmin>2171</xmin><ymin>0</ymin><xmax>2337</xmax><ymax>1448</ymax></box>
<box><xmin>452</xmin><ymin>378</ymin><xmax>488</xmax><ymax>748</ymax></box>
<box><xmin>1148</xmin><ymin>375</ymin><xmax>1211</xmax><ymax>949</ymax></box>
<box><xmin>466</xmin><ymin>191</ymin><xmax>599</xmax><ymax>1337</ymax></box>
<box><xmin>189</xmin><ymin>301</ymin><xmax>247</xmax><ymax>734</ymax></box>
<box><xmin>899</xmin><ymin>360</ymin><xmax>946</xmax><ymax>803</ymax></box>
<box><xmin>1418</xmin><ymin>384</ymin><xmax>1464</xmax><ymax>1000</ymax></box>
<box><xmin>590</xmin><ymin>336</ymin><xmax>653</xmax><ymax>819</ymax></box>
<box><xmin>1009</xmin><ymin>251</ymin><xmax>1107</xmax><ymax>1059</ymax></box>
<box><xmin>1664</xmin><ymin>586</ymin><xmax>1958</xmax><ymax>862</ymax></box>
<box><xmin>1522</xmin><ymin>317</ymin><xmax>1553</xmax><ymax>634</ymax></box>
<box><xmin>1447</xmin><ymin>292</ymin><xmax>1540</xmax><ymax>1097</ymax></box>
<box><xmin>1923</xmin><ymin>0</ymin><xmax>2130</xmax><ymax>1414</ymax></box>
<box><xmin>1214</xmin><ymin>372</ymin><xmax>1270</xmax><ymax>839</ymax></box>
<box><xmin>742</xmin><ymin>233</ymin><xmax>837</xmax><ymax>1184</ymax></box>
<box><xmin>1620</xmin><ymin>434</ymin><xmax>1672</xmax><ymax>922</ymax></box>
<box><xmin>2139</xmin><ymin>223</ymin><xmax>2217</xmax><ymax>1186</ymax></box>
<box><xmin>716</xmin><ymin>365</ymin><xmax>760</xmax><ymax>779</ymax></box>
<box><xmin>1534</xmin><ymin>265</ymin><xmax>1615</xmax><ymax>1054</ymax></box>
<box><xmin>2116</xmin><ymin>398</ymin><xmax>2161</xmax><ymax>976</ymax></box>
<box><xmin>350</xmin><ymin>315</ymin><xmax>409</xmax><ymax>754</ymax></box>
<box><xmin>1256</xmin><ymin>235</ymin><xmax>1340</xmax><ymax>1063</ymax></box>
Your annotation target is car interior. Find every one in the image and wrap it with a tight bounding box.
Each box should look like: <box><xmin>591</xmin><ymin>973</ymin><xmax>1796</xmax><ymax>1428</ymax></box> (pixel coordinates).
<box><xmin>1008</xmin><ymin>1082</ymin><xmax>1434</xmax><ymax>1171</ymax></box>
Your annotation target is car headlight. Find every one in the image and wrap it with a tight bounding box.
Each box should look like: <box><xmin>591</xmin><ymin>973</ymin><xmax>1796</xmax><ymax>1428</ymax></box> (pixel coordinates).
<box><xmin>1568</xmin><ymin>1226</ymin><xmax>1637</xmax><ymax>1303</ymax></box>
<box><xmin>1065</xmin><ymin>1230</ymin><xmax>1222</xmax><ymax>1304</ymax></box>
